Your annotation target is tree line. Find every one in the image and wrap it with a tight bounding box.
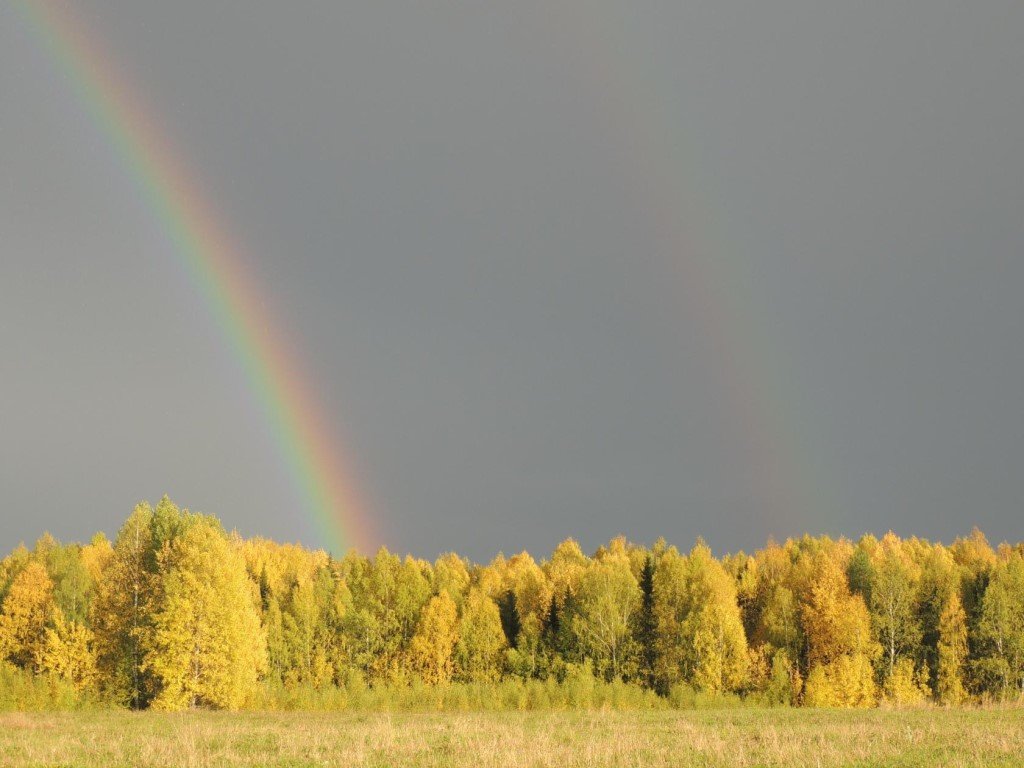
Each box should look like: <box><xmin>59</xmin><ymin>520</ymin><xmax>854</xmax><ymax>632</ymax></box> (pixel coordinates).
<box><xmin>0</xmin><ymin>496</ymin><xmax>1021</xmax><ymax>710</ymax></box>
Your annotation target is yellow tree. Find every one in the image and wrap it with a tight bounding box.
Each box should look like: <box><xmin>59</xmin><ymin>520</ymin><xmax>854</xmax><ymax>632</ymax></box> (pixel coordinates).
<box><xmin>241</xmin><ymin>537</ymin><xmax>327</xmax><ymax>605</ymax></box>
<box><xmin>343</xmin><ymin>549</ymin><xmax>431</xmax><ymax>682</ymax></box>
<box><xmin>745</xmin><ymin>540</ymin><xmax>804</xmax><ymax>700</ymax></box>
<box><xmin>501</xmin><ymin>551</ymin><xmax>553</xmax><ymax>677</ymax></box>
<box><xmin>280</xmin><ymin>571</ymin><xmax>336</xmax><ymax>688</ymax></box>
<box><xmin>432</xmin><ymin>553</ymin><xmax>471</xmax><ymax>606</ymax></box>
<box><xmin>882</xmin><ymin>656</ymin><xmax>930</xmax><ymax>706</ymax></box>
<box><xmin>681</xmin><ymin>542</ymin><xmax>749</xmax><ymax>694</ymax></box>
<box><xmin>652</xmin><ymin>543</ymin><xmax>748</xmax><ymax>694</ymax></box>
<box><xmin>42</xmin><ymin>615</ymin><xmax>98</xmax><ymax>692</ymax></box>
<box><xmin>915</xmin><ymin>543</ymin><xmax>959</xmax><ymax>697</ymax></box>
<box><xmin>263</xmin><ymin>596</ymin><xmax>288</xmax><ymax>683</ymax></box>
<box><xmin>801</xmin><ymin>551</ymin><xmax>879</xmax><ymax>707</ymax></box>
<box><xmin>142</xmin><ymin>519</ymin><xmax>267</xmax><ymax>710</ymax></box>
<box><xmin>0</xmin><ymin>561</ymin><xmax>58</xmax><ymax>672</ymax></box>
<box><xmin>91</xmin><ymin>502</ymin><xmax>154</xmax><ymax>707</ymax></box>
<box><xmin>951</xmin><ymin>528</ymin><xmax>997</xmax><ymax>645</ymax></box>
<box><xmin>652</xmin><ymin>545</ymin><xmax>688</xmax><ymax>692</ymax></box>
<box><xmin>503</xmin><ymin>552</ymin><xmax>552</xmax><ymax>640</ymax></box>
<box><xmin>408</xmin><ymin>592</ymin><xmax>459</xmax><ymax>684</ymax></box>
<box><xmin>454</xmin><ymin>587</ymin><xmax>506</xmax><ymax>682</ymax></box>
<box><xmin>80</xmin><ymin>533</ymin><xmax>114</xmax><ymax>587</ymax></box>
<box><xmin>545</xmin><ymin>539</ymin><xmax>588</xmax><ymax>609</ymax></box>
<box><xmin>567</xmin><ymin>551</ymin><xmax>640</xmax><ymax>680</ymax></box>
<box><xmin>869</xmin><ymin>533</ymin><xmax>922</xmax><ymax>684</ymax></box>
<box><xmin>0</xmin><ymin>544</ymin><xmax>32</xmax><ymax>603</ymax></box>
<box><xmin>936</xmin><ymin>591</ymin><xmax>968</xmax><ymax>704</ymax></box>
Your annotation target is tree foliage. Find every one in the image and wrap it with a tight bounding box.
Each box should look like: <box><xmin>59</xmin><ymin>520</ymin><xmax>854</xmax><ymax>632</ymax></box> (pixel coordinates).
<box><xmin>141</xmin><ymin>519</ymin><xmax>266</xmax><ymax>710</ymax></box>
<box><xmin>1</xmin><ymin>501</ymin><xmax>1023</xmax><ymax>709</ymax></box>
<box><xmin>936</xmin><ymin>591</ymin><xmax>968</xmax><ymax>705</ymax></box>
<box><xmin>0</xmin><ymin>561</ymin><xmax>57</xmax><ymax>672</ymax></box>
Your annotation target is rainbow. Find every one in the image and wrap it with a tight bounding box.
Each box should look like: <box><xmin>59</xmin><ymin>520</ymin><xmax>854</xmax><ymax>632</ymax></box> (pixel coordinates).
<box><xmin>524</xmin><ymin>5</ymin><xmax>836</xmax><ymax>536</ymax></box>
<box><xmin>15</xmin><ymin>1</ymin><xmax>376</xmax><ymax>555</ymax></box>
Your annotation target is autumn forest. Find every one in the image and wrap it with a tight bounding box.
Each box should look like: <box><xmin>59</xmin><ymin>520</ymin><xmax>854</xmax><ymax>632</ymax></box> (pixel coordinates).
<box><xmin>1</xmin><ymin>497</ymin><xmax>1022</xmax><ymax>711</ymax></box>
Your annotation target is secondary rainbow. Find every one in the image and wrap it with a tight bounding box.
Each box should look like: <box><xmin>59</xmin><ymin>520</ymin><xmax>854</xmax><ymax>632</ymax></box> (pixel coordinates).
<box><xmin>15</xmin><ymin>1</ymin><xmax>376</xmax><ymax>555</ymax></box>
<box><xmin>525</xmin><ymin>5</ymin><xmax>837</xmax><ymax>534</ymax></box>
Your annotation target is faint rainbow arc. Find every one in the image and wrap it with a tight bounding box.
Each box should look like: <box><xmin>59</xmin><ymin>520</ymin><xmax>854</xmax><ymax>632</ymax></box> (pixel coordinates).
<box><xmin>16</xmin><ymin>0</ymin><xmax>376</xmax><ymax>555</ymax></box>
<box><xmin>526</xmin><ymin>4</ymin><xmax>835</xmax><ymax>535</ymax></box>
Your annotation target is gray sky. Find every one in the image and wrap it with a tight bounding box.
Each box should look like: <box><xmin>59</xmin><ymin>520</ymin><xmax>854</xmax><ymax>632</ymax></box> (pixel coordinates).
<box><xmin>1</xmin><ymin>1</ymin><xmax>1022</xmax><ymax>561</ymax></box>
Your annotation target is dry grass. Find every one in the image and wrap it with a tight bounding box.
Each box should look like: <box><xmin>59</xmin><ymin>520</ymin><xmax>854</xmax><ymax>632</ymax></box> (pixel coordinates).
<box><xmin>0</xmin><ymin>708</ymin><xmax>1021</xmax><ymax>767</ymax></box>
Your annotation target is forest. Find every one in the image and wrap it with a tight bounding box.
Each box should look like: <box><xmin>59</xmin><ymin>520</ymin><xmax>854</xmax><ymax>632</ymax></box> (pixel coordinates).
<box><xmin>0</xmin><ymin>496</ymin><xmax>1022</xmax><ymax>711</ymax></box>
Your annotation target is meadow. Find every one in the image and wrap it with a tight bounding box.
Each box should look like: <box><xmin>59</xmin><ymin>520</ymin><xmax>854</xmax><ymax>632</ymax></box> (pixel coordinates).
<box><xmin>1</xmin><ymin>707</ymin><xmax>1022</xmax><ymax>768</ymax></box>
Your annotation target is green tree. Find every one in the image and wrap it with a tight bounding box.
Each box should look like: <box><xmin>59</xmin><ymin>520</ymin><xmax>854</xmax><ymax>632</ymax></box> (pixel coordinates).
<box><xmin>339</xmin><ymin>549</ymin><xmax>431</xmax><ymax>682</ymax></box>
<box><xmin>869</xmin><ymin>535</ymin><xmax>921</xmax><ymax>682</ymax></box>
<box><xmin>566</xmin><ymin>552</ymin><xmax>640</xmax><ymax>680</ymax></box>
<box><xmin>975</xmin><ymin>554</ymin><xmax>1024</xmax><ymax>698</ymax></box>
<box><xmin>846</xmin><ymin>539</ymin><xmax>876</xmax><ymax>603</ymax></box>
<box><xmin>280</xmin><ymin>570</ymin><xmax>333</xmax><ymax>687</ymax></box>
<box><xmin>42</xmin><ymin>540</ymin><xmax>94</xmax><ymax>625</ymax></box>
<box><xmin>635</xmin><ymin>553</ymin><xmax>658</xmax><ymax>688</ymax></box>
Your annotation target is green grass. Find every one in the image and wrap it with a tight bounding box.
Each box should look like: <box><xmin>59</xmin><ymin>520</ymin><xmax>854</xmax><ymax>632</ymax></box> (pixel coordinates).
<box><xmin>0</xmin><ymin>707</ymin><xmax>1021</xmax><ymax>767</ymax></box>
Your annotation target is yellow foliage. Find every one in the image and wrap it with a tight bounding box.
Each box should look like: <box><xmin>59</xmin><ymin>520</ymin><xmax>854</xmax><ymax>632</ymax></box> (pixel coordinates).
<box><xmin>937</xmin><ymin>592</ymin><xmax>968</xmax><ymax>705</ymax></box>
<box><xmin>762</xmin><ymin>648</ymin><xmax>801</xmax><ymax>706</ymax></box>
<box><xmin>569</xmin><ymin>555</ymin><xmax>640</xmax><ymax>680</ymax></box>
<box><xmin>802</xmin><ymin>555</ymin><xmax>878</xmax><ymax>667</ymax></box>
<box><xmin>143</xmin><ymin>521</ymin><xmax>267</xmax><ymax>710</ymax></box>
<box><xmin>90</xmin><ymin>502</ymin><xmax>153</xmax><ymax>707</ymax></box>
<box><xmin>883</xmin><ymin>657</ymin><xmax>929</xmax><ymax>706</ymax></box>
<box><xmin>799</xmin><ymin>553</ymin><xmax>879</xmax><ymax>707</ymax></box>
<box><xmin>545</xmin><ymin>539</ymin><xmax>588</xmax><ymax>606</ymax></box>
<box><xmin>803</xmin><ymin>654</ymin><xmax>876</xmax><ymax>708</ymax></box>
<box><xmin>433</xmin><ymin>553</ymin><xmax>471</xmax><ymax>605</ymax></box>
<box><xmin>653</xmin><ymin>543</ymin><xmax>748</xmax><ymax>694</ymax></box>
<box><xmin>408</xmin><ymin>592</ymin><xmax>459</xmax><ymax>684</ymax></box>
<box><xmin>240</xmin><ymin>538</ymin><xmax>328</xmax><ymax>601</ymax></box>
<box><xmin>801</xmin><ymin>664</ymin><xmax>836</xmax><ymax>707</ymax></box>
<box><xmin>0</xmin><ymin>561</ymin><xmax>58</xmax><ymax>672</ymax></box>
<box><xmin>455</xmin><ymin>588</ymin><xmax>506</xmax><ymax>683</ymax></box>
<box><xmin>5</xmin><ymin>498</ymin><xmax>1024</xmax><ymax>712</ymax></box>
<box><xmin>504</xmin><ymin>552</ymin><xmax>553</xmax><ymax>641</ymax></box>
<box><xmin>80</xmin><ymin>534</ymin><xmax>114</xmax><ymax>586</ymax></box>
<box><xmin>42</xmin><ymin>616</ymin><xmax>98</xmax><ymax>692</ymax></box>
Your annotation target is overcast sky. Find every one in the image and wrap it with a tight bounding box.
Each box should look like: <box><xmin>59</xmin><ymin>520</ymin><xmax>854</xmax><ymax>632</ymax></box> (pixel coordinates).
<box><xmin>1</xmin><ymin>1</ymin><xmax>1022</xmax><ymax>561</ymax></box>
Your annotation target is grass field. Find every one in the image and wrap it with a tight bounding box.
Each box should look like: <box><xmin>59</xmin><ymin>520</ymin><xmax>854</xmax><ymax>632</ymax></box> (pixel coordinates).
<box><xmin>1</xmin><ymin>708</ymin><xmax>1022</xmax><ymax>767</ymax></box>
